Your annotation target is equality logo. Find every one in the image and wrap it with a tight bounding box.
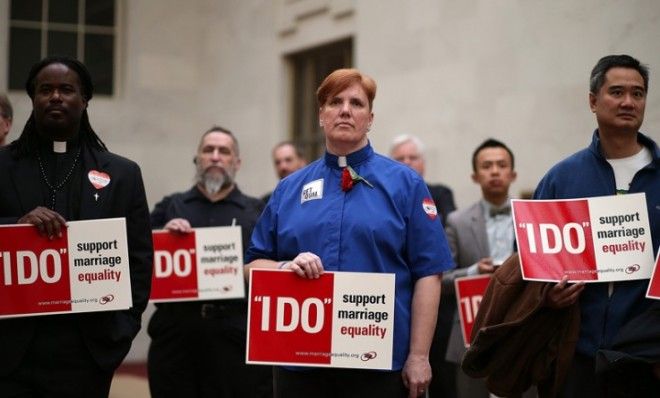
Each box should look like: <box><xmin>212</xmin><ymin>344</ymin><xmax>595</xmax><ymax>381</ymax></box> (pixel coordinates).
<box><xmin>625</xmin><ymin>264</ymin><xmax>640</xmax><ymax>274</ymax></box>
<box><xmin>422</xmin><ymin>198</ymin><xmax>437</xmax><ymax>220</ymax></box>
<box><xmin>99</xmin><ymin>294</ymin><xmax>115</xmax><ymax>305</ymax></box>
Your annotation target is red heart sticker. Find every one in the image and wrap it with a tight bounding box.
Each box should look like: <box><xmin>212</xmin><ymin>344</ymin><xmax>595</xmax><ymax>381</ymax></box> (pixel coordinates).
<box><xmin>88</xmin><ymin>170</ymin><xmax>111</xmax><ymax>189</ymax></box>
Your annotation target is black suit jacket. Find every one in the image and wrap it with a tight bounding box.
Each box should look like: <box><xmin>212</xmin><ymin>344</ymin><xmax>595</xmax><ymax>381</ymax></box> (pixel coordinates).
<box><xmin>0</xmin><ymin>145</ymin><xmax>153</xmax><ymax>373</ymax></box>
<box><xmin>427</xmin><ymin>183</ymin><xmax>456</xmax><ymax>226</ymax></box>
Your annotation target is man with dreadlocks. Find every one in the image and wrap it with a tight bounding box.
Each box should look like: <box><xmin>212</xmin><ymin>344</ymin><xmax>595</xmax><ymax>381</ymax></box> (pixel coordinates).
<box><xmin>0</xmin><ymin>56</ymin><xmax>153</xmax><ymax>397</ymax></box>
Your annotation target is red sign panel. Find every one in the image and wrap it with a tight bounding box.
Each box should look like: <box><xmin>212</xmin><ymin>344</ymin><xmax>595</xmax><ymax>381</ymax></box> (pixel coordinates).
<box><xmin>455</xmin><ymin>275</ymin><xmax>491</xmax><ymax>347</ymax></box>
<box><xmin>150</xmin><ymin>232</ymin><xmax>198</xmax><ymax>300</ymax></box>
<box><xmin>248</xmin><ymin>271</ymin><xmax>334</xmax><ymax>365</ymax></box>
<box><xmin>646</xmin><ymin>250</ymin><xmax>660</xmax><ymax>300</ymax></box>
<box><xmin>514</xmin><ymin>199</ymin><xmax>597</xmax><ymax>281</ymax></box>
<box><xmin>0</xmin><ymin>225</ymin><xmax>72</xmax><ymax>315</ymax></box>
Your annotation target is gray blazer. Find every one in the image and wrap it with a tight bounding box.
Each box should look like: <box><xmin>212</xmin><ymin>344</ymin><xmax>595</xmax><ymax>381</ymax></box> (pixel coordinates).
<box><xmin>443</xmin><ymin>201</ymin><xmax>490</xmax><ymax>363</ymax></box>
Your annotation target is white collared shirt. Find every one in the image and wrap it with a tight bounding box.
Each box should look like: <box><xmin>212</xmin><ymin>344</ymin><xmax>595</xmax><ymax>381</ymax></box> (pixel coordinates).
<box><xmin>481</xmin><ymin>199</ymin><xmax>514</xmax><ymax>264</ymax></box>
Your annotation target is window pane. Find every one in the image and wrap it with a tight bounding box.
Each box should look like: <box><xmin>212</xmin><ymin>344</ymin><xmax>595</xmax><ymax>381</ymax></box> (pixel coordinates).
<box><xmin>9</xmin><ymin>27</ymin><xmax>42</xmax><ymax>90</ymax></box>
<box><xmin>290</xmin><ymin>39</ymin><xmax>352</xmax><ymax>159</ymax></box>
<box><xmin>85</xmin><ymin>34</ymin><xmax>114</xmax><ymax>95</ymax></box>
<box><xmin>9</xmin><ymin>0</ymin><xmax>117</xmax><ymax>96</ymax></box>
<box><xmin>49</xmin><ymin>0</ymin><xmax>78</xmax><ymax>24</ymax></box>
<box><xmin>48</xmin><ymin>31</ymin><xmax>78</xmax><ymax>57</ymax></box>
<box><xmin>11</xmin><ymin>0</ymin><xmax>43</xmax><ymax>21</ymax></box>
<box><xmin>85</xmin><ymin>0</ymin><xmax>115</xmax><ymax>26</ymax></box>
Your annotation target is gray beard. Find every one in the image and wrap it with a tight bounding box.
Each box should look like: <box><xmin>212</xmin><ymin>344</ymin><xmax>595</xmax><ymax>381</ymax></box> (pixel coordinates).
<box><xmin>204</xmin><ymin>174</ymin><xmax>225</xmax><ymax>195</ymax></box>
<box><xmin>196</xmin><ymin>167</ymin><xmax>232</xmax><ymax>195</ymax></box>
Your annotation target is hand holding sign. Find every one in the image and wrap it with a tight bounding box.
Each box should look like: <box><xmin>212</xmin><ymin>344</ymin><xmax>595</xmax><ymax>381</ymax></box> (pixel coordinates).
<box><xmin>17</xmin><ymin>206</ymin><xmax>67</xmax><ymax>239</ymax></box>
<box><xmin>284</xmin><ymin>251</ymin><xmax>324</xmax><ymax>279</ymax></box>
<box><xmin>163</xmin><ymin>218</ymin><xmax>193</xmax><ymax>234</ymax></box>
<box><xmin>477</xmin><ymin>257</ymin><xmax>497</xmax><ymax>274</ymax></box>
<box><xmin>545</xmin><ymin>276</ymin><xmax>585</xmax><ymax>309</ymax></box>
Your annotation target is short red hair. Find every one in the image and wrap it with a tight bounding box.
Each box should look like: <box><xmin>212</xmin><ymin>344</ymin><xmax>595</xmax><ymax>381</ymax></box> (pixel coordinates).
<box><xmin>316</xmin><ymin>68</ymin><xmax>377</xmax><ymax>110</ymax></box>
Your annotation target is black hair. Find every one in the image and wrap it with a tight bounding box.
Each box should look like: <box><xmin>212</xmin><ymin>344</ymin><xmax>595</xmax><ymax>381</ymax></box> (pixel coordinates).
<box><xmin>590</xmin><ymin>54</ymin><xmax>649</xmax><ymax>94</ymax></box>
<box><xmin>471</xmin><ymin>138</ymin><xmax>515</xmax><ymax>171</ymax></box>
<box><xmin>10</xmin><ymin>55</ymin><xmax>107</xmax><ymax>157</ymax></box>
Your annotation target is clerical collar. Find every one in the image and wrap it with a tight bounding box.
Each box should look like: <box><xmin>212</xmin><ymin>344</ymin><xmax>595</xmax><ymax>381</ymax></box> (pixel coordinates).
<box><xmin>53</xmin><ymin>141</ymin><xmax>67</xmax><ymax>153</ymax></box>
<box><xmin>324</xmin><ymin>142</ymin><xmax>373</xmax><ymax>170</ymax></box>
<box><xmin>37</xmin><ymin>134</ymin><xmax>81</xmax><ymax>155</ymax></box>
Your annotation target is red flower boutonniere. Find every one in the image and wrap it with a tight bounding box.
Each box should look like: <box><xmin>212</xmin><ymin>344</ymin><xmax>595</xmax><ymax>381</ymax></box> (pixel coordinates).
<box><xmin>341</xmin><ymin>166</ymin><xmax>374</xmax><ymax>192</ymax></box>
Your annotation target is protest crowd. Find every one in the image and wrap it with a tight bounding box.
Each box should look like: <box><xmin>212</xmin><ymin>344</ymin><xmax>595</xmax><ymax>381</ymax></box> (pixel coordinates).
<box><xmin>0</xmin><ymin>19</ymin><xmax>658</xmax><ymax>398</ymax></box>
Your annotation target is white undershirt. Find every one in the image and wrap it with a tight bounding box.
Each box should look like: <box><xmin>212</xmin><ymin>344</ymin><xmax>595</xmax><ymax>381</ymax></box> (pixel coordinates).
<box><xmin>606</xmin><ymin>146</ymin><xmax>652</xmax><ymax>193</ymax></box>
<box><xmin>604</xmin><ymin>146</ymin><xmax>651</xmax><ymax>296</ymax></box>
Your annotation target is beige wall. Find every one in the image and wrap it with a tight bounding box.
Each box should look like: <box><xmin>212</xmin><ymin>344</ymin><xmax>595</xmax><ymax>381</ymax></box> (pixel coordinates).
<box><xmin>2</xmin><ymin>0</ymin><xmax>659</xmax><ymax>207</ymax></box>
<box><xmin>1</xmin><ymin>0</ymin><xmax>659</xmax><ymax>361</ymax></box>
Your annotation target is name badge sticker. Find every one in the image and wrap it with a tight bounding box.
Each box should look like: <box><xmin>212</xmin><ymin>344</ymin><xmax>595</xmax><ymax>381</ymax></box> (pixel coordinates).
<box><xmin>301</xmin><ymin>179</ymin><xmax>324</xmax><ymax>204</ymax></box>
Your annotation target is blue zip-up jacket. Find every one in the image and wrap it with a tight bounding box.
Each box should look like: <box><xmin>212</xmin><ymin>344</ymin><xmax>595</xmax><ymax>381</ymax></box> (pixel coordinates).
<box><xmin>534</xmin><ymin>130</ymin><xmax>660</xmax><ymax>357</ymax></box>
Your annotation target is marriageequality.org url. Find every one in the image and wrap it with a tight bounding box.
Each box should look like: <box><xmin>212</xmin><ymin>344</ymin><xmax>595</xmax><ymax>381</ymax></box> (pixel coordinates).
<box><xmin>295</xmin><ymin>351</ymin><xmax>354</xmax><ymax>358</ymax></box>
<box><xmin>564</xmin><ymin>268</ymin><xmax>618</xmax><ymax>275</ymax></box>
<box><xmin>38</xmin><ymin>298</ymin><xmax>96</xmax><ymax>305</ymax></box>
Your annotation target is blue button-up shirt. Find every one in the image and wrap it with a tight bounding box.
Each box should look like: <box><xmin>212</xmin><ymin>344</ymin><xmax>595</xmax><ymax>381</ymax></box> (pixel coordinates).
<box><xmin>247</xmin><ymin>143</ymin><xmax>454</xmax><ymax>370</ymax></box>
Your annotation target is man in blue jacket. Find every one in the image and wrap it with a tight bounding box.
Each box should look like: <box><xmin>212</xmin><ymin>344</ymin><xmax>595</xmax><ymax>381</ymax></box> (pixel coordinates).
<box><xmin>534</xmin><ymin>54</ymin><xmax>660</xmax><ymax>396</ymax></box>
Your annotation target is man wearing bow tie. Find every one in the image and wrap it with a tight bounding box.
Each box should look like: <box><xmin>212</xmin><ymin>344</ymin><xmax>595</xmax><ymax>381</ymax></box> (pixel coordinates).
<box><xmin>442</xmin><ymin>138</ymin><xmax>517</xmax><ymax>398</ymax></box>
